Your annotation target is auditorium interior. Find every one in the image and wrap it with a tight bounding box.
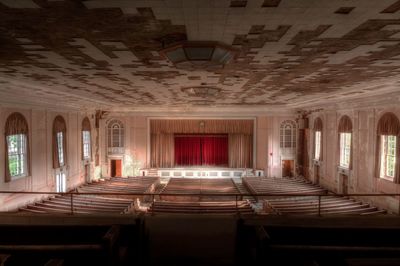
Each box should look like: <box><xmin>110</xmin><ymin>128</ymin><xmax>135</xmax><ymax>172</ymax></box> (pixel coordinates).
<box><xmin>1</xmin><ymin>0</ymin><xmax>400</xmax><ymax>265</ymax></box>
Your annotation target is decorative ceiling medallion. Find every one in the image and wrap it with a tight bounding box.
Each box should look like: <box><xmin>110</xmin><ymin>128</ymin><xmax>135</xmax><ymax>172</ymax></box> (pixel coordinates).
<box><xmin>181</xmin><ymin>86</ymin><xmax>221</xmax><ymax>98</ymax></box>
<box><xmin>159</xmin><ymin>41</ymin><xmax>238</xmax><ymax>69</ymax></box>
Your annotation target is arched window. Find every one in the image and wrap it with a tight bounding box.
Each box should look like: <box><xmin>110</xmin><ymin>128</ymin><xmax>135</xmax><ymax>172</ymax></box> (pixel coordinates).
<box><xmin>82</xmin><ymin>117</ymin><xmax>91</xmax><ymax>160</ymax></box>
<box><xmin>4</xmin><ymin>112</ymin><xmax>30</xmax><ymax>182</ymax></box>
<box><xmin>314</xmin><ymin>118</ymin><xmax>323</xmax><ymax>161</ymax></box>
<box><xmin>375</xmin><ymin>113</ymin><xmax>400</xmax><ymax>183</ymax></box>
<box><xmin>107</xmin><ymin>119</ymin><xmax>124</xmax><ymax>154</ymax></box>
<box><xmin>338</xmin><ymin>115</ymin><xmax>352</xmax><ymax>169</ymax></box>
<box><xmin>280</xmin><ymin>120</ymin><xmax>297</xmax><ymax>149</ymax></box>
<box><xmin>53</xmin><ymin>115</ymin><xmax>67</xmax><ymax>168</ymax></box>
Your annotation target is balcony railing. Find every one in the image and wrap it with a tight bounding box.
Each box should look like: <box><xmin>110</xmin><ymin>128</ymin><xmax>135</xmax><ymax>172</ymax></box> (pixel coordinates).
<box><xmin>0</xmin><ymin>190</ymin><xmax>398</xmax><ymax>216</ymax></box>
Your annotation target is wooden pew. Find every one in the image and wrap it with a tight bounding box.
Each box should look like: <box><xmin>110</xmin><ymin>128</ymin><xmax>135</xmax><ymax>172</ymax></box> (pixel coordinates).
<box><xmin>149</xmin><ymin>200</ymin><xmax>255</xmax><ymax>215</ymax></box>
<box><xmin>0</xmin><ymin>225</ymin><xmax>122</xmax><ymax>266</ymax></box>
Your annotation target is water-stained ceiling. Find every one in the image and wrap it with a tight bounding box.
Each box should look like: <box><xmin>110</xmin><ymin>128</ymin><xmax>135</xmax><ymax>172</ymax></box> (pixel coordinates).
<box><xmin>1</xmin><ymin>0</ymin><xmax>400</xmax><ymax>112</ymax></box>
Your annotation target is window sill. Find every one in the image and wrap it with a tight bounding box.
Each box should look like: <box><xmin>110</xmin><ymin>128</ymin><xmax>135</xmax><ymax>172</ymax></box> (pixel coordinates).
<box><xmin>379</xmin><ymin>176</ymin><xmax>394</xmax><ymax>183</ymax></box>
<box><xmin>10</xmin><ymin>175</ymin><xmax>30</xmax><ymax>182</ymax></box>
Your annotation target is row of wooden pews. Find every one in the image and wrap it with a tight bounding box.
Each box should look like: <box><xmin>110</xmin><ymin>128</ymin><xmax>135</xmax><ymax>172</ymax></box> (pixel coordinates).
<box><xmin>148</xmin><ymin>200</ymin><xmax>255</xmax><ymax>215</ymax></box>
<box><xmin>159</xmin><ymin>178</ymin><xmax>240</xmax><ymax>201</ymax></box>
<box><xmin>20</xmin><ymin>195</ymin><xmax>134</xmax><ymax>215</ymax></box>
<box><xmin>264</xmin><ymin>195</ymin><xmax>386</xmax><ymax>216</ymax></box>
<box><xmin>243</xmin><ymin>176</ymin><xmax>327</xmax><ymax>197</ymax></box>
<box><xmin>77</xmin><ymin>176</ymin><xmax>159</xmax><ymax>197</ymax></box>
<box><xmin>19</xmin><ymin>176</ymin><xmax>160</xmax><ymax>215</ymax></box>
<box><xmin>0</xmin><ymin>225</ymin><xmax>124</xmax><ymax>266</ymax></box>
<box><xmin>245</xmin><ymin>217</ymin><xmax>400</xmax><ymax>265</ymax></box>
<box><xmin>147</xmin><ymin>178</ymin><xmax>255</xmax><ymax>215</ymax></box>
<box><xmin>242</xmin><ymin>176</ymin><xmax>385</xmax><ymax>216</ymax></box>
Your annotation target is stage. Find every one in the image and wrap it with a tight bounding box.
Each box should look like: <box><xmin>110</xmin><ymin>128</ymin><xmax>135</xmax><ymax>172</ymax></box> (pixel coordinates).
<box><xmin>141</xmin><ymin>168</ymin><xmax>264</xmax><ymax>178</ymax></box>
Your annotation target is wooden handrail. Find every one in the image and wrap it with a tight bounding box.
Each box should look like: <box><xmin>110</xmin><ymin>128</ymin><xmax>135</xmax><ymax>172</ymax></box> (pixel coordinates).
<box><xmin>0</xmin><ymin>191</ymin><xmax>399</xmax><ymax>197</ymax></box>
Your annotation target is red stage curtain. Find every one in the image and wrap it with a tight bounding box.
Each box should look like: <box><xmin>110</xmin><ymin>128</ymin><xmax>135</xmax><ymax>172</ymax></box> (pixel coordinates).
<box><xmin>202</xmin><ymin>136</ymin><xmax>228</xmax><ymax>166</ymax></box>
<box><xmin>174</xmin><ymin>136</ymin><xmax>202</xmax><ymax>166</ymax></box>
<box><xmin>174</xmin><ymin>135</ymin><xmax>228</xmax><ymax>166</ymax></box>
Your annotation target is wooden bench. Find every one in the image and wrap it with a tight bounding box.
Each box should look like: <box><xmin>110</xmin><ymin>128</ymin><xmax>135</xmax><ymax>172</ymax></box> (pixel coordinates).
<box><xmin>0</xmin><ymin>225</ymin><xmax>122</xmax><ymax>266</ymax></box>
<box><xmin>149</xmin><ymin>200</ymin><xmax>255</xmax><ymax>215</ymax></box>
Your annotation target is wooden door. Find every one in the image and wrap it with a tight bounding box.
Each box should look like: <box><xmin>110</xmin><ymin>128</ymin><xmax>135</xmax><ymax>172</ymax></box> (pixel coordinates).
<box><xmin>115</xmin><ymin>160</ymin><xmax>122</xmax><ymax>177</ymax></box>
<box><xmin>111</xmin><ymin>159</ymin><xmax>122</xmax><ymax>177</ymax></box>
<box><xmin>282</xmin><ymin>160</ymin><xmax>294</xmax><ymax>177</ymax></box>
<box><xmin>314</xmin><ymin>165</ymin><xmax>320</xmax><ymax>184</ymax></box>
<box><xmin>85</xmin><ymin>165</ymin><xmax>90</xmax><ymax>182</ymax></box>
<box><xmin>342</xmin><ymin>174</ymin><xmax>348</xmax><ymax>194</ymax></box>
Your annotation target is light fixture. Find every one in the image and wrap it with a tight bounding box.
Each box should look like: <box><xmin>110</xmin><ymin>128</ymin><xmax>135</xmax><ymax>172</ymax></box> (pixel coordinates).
<box><xmin>181</xmin><ymin>86</ymin><xmax>221</xmax><ymax>98</ymax></box>
<box><xmin>159</xmin><ymin>41</ymin><xmax>238</xmax><ymax>69</ymax></box>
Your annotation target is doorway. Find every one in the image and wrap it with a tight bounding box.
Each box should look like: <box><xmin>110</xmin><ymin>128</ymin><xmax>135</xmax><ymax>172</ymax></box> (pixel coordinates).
<box><xmin>84</xmin><ymin>164</ymin><xmax>90</xmax><ymax>182</ymax></box>
<box><xmin>111</xmin><ymin>159</ymin><xmax>122</xmax><ymax>177</ymax></box>
<box><xmin>314</xmin><ymin>165</ymin><xmax>320</xmax><ymax>185</ymax></box>
<box><xmin>341</xmin><ymin>174</ymin><xmax>348</xmax><ymax>194</ymax></box>
<box><xmin>282</xmin><ymin>160</ymin><xmax>294</xmax><ymax>177</ymax></box>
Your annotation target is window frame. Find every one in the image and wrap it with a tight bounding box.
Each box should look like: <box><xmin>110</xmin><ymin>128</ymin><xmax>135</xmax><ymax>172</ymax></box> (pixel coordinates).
<box><xmin>339</xmin><ymin>132</ymin><xmax>352</xmax><ymax>169</ymax></box>
<box><xmin>380</xmin><ymin>135</ymin><xmax>397</xmax><ymax>180</ymax></box>
<box><xmin>107</xmin><ymin>120</ymin><xmax>125</xmax><ymax>155</ymax></box>
<box><xmin>56</xmin><ymin>132</ymin><xmax>65</xmax><ymax>167</ymax></box>
<box><xmin>6</xmin><ymin>133</ymin><xmax>28</xmax><ymax>179</ymax></box>
<box><xmin>280</xmin><ymin>120</ymin><xmax>297</xmax><ymax>149</ymax></box>
<box><xmin>314</xmin><ymin>131</ymin><xmax>321</xmax><ymax>161</ymax></box>
<box><xmin>82</xmin><ymin>130</ymin><xmax>91</xmax><ymax>160</ymax></box>
<box><xmin>4</xmin><ymin>112</ymin><xmax>30</xmax><ymax>182</ymax></box>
